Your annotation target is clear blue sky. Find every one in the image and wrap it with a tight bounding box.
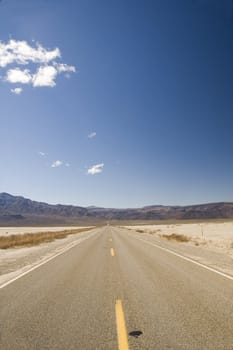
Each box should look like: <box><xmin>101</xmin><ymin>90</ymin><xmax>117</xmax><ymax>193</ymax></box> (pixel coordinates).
<box><xmin>1</xmin><ymin>0</ymin><xmax>233</xmax><ymax>208</ymax></box>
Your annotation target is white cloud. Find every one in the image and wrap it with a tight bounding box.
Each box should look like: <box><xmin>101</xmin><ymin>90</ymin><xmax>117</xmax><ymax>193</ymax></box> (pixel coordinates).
<box><xmin>65</xmin><ymin>163</ymin><xmax>70</xmax><ymax>167</ymax></box>
<box><xmin>5</xmin><ymin>64</ymin><xmax>75</xmax><ymax>88</ymax></box>
<box><xmin>6</xmin><ymin>68</ymin><xmax>32</xmax><ymax>84</ymax></box>
<box><xmin>87</xmin><ymin>163</ymin><xmax>104</xmax><ymax>175</ymax></box>
<box><xmin>32</xmin><ymin>65</ymin><xmax>57</xmax><ymax>87</ymax></box>
<box><xmin>10</xmin><ymin>87</ymin><xmax>22</xmax><ymax>95</ymax></box>
<box><xmin>38</xmin><ymin>151</ymin><xmax>46</xmax><ymax>156</ymax></box>
<box><xmin>0</xmin><ymin>39</ymin><xmax>60</xmax><ymax>67</ymax></box>
<box><xmin>0</xmin><ymin>39</ymin><xmax>76</xmax><ymax>91</ymax></box>
<box><xmin>88</xmin><ymin>132</ymin><xmax>97</xmax><ymax>138</ymax></box>
<box><xmin>51</xmin><ymin>160</ymin><xmax>63</xmax><ymax>168</ymax></box>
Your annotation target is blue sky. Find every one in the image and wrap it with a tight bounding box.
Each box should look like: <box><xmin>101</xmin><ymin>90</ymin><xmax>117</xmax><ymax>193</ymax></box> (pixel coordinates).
<box><xmin>0</xmin><ymin>0</ymin><xmax>233</xmax><ymax>208</ymax></box>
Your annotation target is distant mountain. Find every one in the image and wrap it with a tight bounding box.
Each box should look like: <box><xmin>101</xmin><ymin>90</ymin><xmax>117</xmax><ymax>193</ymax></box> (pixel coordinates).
<box><xmin>0</xmin><ymin>192</ymin><xmax>233</xmax><ymax>225</ymax></box>
<box><xmin>0</xmin><ymin>193</ymin><xmax>89</xmax><ymax>225</ymax></box>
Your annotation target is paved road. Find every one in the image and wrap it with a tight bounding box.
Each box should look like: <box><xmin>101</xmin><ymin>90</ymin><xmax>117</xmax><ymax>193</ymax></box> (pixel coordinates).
<box><xmin>0</xmin><ymin>226</ymin><xmax>233</xmax><ymax>349</ymax></box>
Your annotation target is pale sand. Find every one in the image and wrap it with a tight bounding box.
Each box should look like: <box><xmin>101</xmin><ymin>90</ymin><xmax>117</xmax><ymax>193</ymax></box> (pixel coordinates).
<box><xmin>0</xmin><ymin>226</ymin><xmax>92</xmax><ymax>236</ymax></box>
<box><xmin>124</xmin><ymin>222</ymin><xmax>233</xmax><ymax>258</ymax></box>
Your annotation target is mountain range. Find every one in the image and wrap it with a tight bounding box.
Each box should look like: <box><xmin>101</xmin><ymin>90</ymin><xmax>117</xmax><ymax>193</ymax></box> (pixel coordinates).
<box><xmin>0</xmin><ymin>192</ymin><xmax>233</xmax><ymax>226</ymax></box>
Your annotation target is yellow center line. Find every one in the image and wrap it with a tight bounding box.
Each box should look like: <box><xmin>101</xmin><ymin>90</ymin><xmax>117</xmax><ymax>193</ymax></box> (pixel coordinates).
<box><xmin>111</xmin><ymin>248</ymin><xmax>115</xmax><ymax>257</ymax></box>
<box><xmin>115</xmin><ymin>299</ymin><xmax>129</xmax><ymax>350</ymax></box>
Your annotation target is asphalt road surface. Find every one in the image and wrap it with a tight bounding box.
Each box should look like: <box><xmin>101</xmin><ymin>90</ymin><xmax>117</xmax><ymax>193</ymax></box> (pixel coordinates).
<box><xmin>0</xmin><ymin>226</ymin><xmax>233</xmax><ymax>349</ymax></box>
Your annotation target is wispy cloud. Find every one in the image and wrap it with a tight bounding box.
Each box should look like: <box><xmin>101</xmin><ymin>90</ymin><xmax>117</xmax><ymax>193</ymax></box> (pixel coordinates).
<box><xmin>38</xmin><ymin>151</ymin><xmax>46</xmax><ymax>156</ymax></box>
<box><xmin>0</xmin><ymin>39</ymin><xmax>76</xmax><ymax>92</ymax></box>
<box><xmin>87</xmin><ymin>163</ymin><xmax>104</xmax><ymax>175</ymax></box>
<box><xmin>10</xmin><ymin>87</ymin><xmax>22</xmax><ymax>95</ymax></box>
<box><xmin>54</xmin><ymin>63</ymin><xmax>76</xmax><ymax>74</ymax></box>
<box><xmin>88</xmin><ymin>131</ymin><xmax>97</xmax><ymax>139</ymax></box>
<box><xmin>65</xmin><ymin>163</ymin><xmax>70</xmax><ymax>167</ymax></box>
<box><xmin>51</xmin><ymin>160</ymin><xmax>63</xmax><ymax>168</ymax></box>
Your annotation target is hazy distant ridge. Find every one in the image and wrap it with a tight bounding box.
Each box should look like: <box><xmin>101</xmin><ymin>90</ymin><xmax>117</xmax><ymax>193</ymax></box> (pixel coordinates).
<box><xmin>0</xmin><ymin>193</ymin><xmax>233</xmax><ymax>225</ymax></box>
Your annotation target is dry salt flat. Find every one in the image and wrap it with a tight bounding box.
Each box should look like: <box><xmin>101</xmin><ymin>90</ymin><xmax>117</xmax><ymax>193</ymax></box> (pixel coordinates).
<box><xmin>124</xmin><ymin>222</ymin><xmax>233</xmax><ymax>258</ymax></box>
<box><xmin>0</xmin><ymin>226</ymin><xmax>88</xmax><ymax>237</ymax></box>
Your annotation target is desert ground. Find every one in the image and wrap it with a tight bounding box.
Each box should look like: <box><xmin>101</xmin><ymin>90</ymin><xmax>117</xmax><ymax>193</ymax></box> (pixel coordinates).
<box><xmin>0</xmin><ymin>226</ymin><xmax>90</xmax><ymax>236</ymax></box>
<box><xmin>124</xmin><ymin>221</ymin><xmax>233</xmax><ymax>258</ymax></box>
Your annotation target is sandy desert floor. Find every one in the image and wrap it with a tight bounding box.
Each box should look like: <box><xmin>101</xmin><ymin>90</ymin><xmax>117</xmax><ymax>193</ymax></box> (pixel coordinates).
<box><xmin>0</xmin><ymin>226</ymin><xmax>90</xmax><ymax>236</ymax></box>
<box><xmin>124</xmin><ymin>222</ymin><xmax>233</xmax><ymax>258</ymax></box>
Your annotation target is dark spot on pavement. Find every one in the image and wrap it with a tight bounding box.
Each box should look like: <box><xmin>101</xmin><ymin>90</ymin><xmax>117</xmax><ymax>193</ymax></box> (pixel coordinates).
<box><xmin>129</xmin><ymin>330</ymin><xmax>143</xmax><ymax>338</ymax></box>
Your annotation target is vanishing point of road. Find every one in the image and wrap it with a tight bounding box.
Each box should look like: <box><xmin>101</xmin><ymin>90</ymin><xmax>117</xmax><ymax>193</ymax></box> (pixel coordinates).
<box><xmin>0</xmin><ymin>226</ymin><xmax>233</xmax><ymax>349</ymax></box>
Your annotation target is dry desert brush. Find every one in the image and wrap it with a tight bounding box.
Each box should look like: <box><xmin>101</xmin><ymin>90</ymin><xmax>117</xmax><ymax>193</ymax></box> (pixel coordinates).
<box><xmin>0</xmin><ymin>228</ymin><xmax>92</xmax><ymax>249</ymax></box>
<box><xmin>160</xmin><ymin>233</ymin><xmax>190</xmax><ymax>243</ymax></box>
